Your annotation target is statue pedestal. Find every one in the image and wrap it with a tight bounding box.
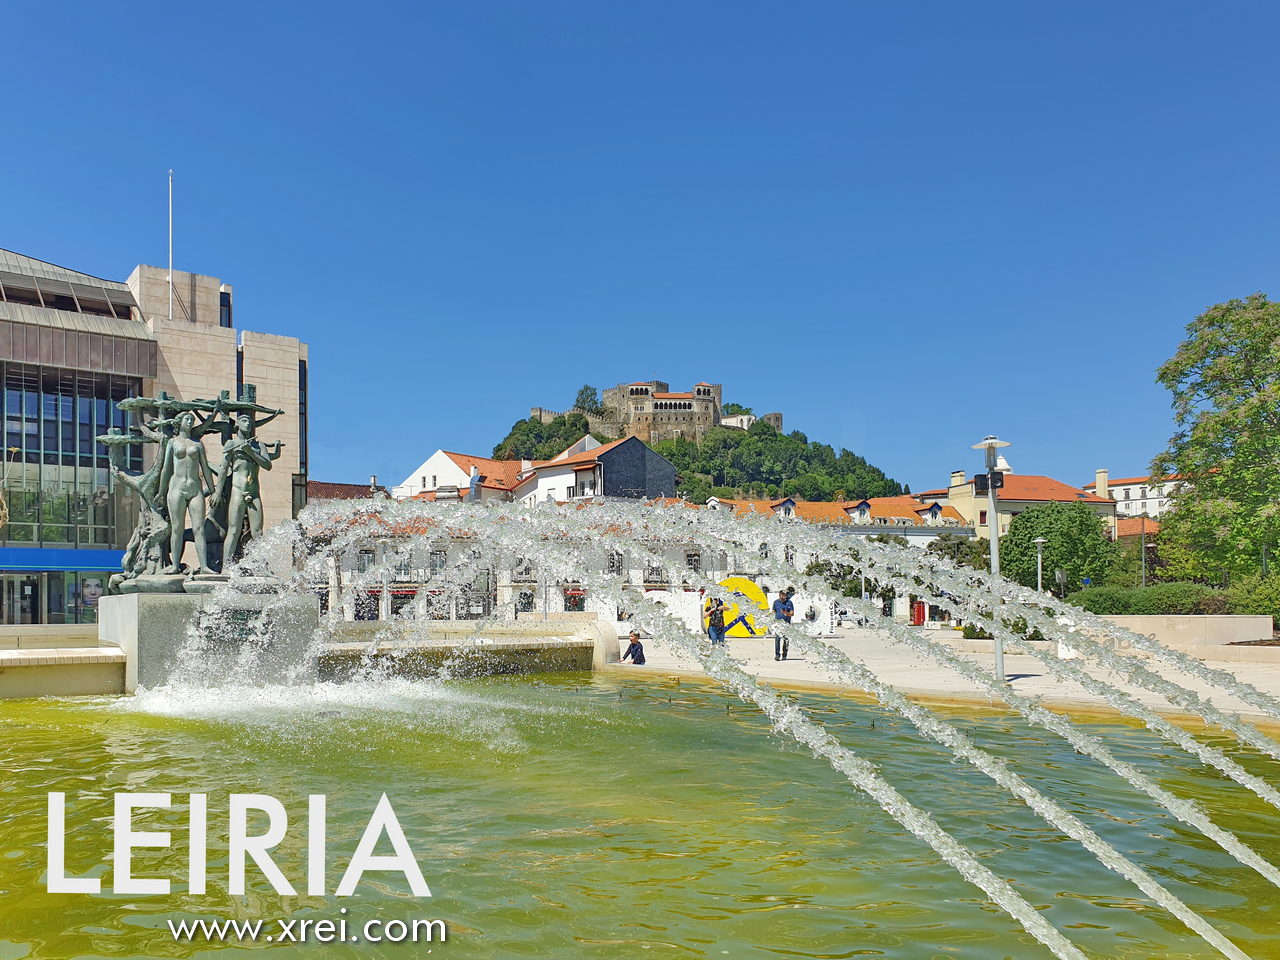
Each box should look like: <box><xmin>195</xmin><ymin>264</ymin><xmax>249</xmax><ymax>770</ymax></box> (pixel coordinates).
<box><xmin>99</xmin><ymin>592</ymin><xmax>319</xmax><ymax>693</ymax></box>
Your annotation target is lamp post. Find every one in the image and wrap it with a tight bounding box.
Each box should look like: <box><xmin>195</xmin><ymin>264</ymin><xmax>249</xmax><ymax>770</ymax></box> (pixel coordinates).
<box><xmin>1033</xmin><ymin>537</ymin><xmax>1048</xmax><ymax>592</ymax></box>
<box><xmin>972</xmin><ymin>435</ymin><xmax>1011</xmax><ymax>682</ymax></box>
<box><xmin>1140</xmin><ymin>516</ymin><xmax>1148</xmax><ymax>587</ymax></box>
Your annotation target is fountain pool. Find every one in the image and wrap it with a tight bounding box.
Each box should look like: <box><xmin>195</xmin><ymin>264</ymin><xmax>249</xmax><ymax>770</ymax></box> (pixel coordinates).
<box><xmin>1</xmin><ymin>673</ymin><xmax>1277</xmax><ymax>960</ymax></box>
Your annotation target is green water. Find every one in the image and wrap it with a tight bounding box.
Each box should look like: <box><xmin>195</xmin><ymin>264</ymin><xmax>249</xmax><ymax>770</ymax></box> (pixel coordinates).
<box><xmin>0</xmin><ymin>674</ymin><xmax>1277</xmax><ymax>960</ymax></box>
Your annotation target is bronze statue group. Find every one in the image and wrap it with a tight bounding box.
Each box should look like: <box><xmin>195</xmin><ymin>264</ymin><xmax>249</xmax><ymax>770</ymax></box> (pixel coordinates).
<box><xmin>98</xmin><ymin>386</ymin><xmax>284</xmax><ymax>593</ymax></box>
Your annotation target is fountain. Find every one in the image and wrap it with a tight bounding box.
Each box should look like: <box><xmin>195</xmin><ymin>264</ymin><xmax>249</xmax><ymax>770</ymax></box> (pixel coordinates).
<box><xmin>2</xmin><ymin>493</ymin><xmax>1278</xmax><ymax>959</ymax></box>
<box><xmin>95</xmin><ymin>386</ymin><xmax>316</xmax><ymax>690</ymax></box>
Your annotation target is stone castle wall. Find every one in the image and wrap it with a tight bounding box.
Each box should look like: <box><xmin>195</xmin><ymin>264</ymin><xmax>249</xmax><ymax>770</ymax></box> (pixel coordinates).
<box><xmin>532</xmin><ymin>383</ymin><xmax>782</xmax><ymax>446</ymax></box>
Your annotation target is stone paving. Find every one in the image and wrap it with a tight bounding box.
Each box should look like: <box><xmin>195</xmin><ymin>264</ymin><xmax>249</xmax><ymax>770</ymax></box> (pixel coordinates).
<box><xmin>607</xmin><ymin>625</ymin><xmax>1280</xmax><ymax>726</ymax></box>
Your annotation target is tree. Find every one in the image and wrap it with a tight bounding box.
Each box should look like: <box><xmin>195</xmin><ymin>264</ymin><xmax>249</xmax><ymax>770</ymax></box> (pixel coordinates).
<box><xmin>1152</xmin><ymin>293</ymin><xmax>1280</xmax><ymax>582</ymax></box>
<box><xmin>492</xmin><ymin>413</ymin><xmax>611</xmax><ymax>460</ymax></box>
<box><xmin>572</xmin><ymin>385</ymin><xmax>604</xmax><ymax>417</ymax></box>
<box><xmin>1102</xmin><ymin>535</ymin><xmax>1166</xmax><ymax>588</ymax></box>
<box><xmin>1001</xmin><ymin>502</ymin><xmax>1118</xmax><ymax>594</ymax></box>
<box><xmin>721</xmin><ymin>402</ymin><xmax>753</xmax><ymax>416</ymax></box>
<box><xmin>927</xmin><ymin>532</ymin><xmax>990</xmax><ymax>571</ymax></box>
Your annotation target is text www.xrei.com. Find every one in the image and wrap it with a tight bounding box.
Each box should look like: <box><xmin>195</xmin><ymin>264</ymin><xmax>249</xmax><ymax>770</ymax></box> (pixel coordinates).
<box><xmin>167</xmin><ymin>912</ymin><xmax>447</xmax><ymax>944</ymax></box>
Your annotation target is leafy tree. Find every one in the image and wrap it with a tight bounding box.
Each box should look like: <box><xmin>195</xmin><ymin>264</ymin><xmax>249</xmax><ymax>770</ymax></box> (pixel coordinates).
<box><xmin>1001</xmin><ymin>502</ymin><xmax>1118</xmax><ymax>594</ymax></box>
<box><xmin>927</xmin><ymin>532</ymin><xmax>990</xmax><ymax>571</ymax></box>
<box><xmin>572</xmin><ymin>385</ymin><xmax>604</xmax><ymax>416</ymax></box>
<box><xmin>1152</xmin><ymin>293</ymin><xmax>1280</xmax><ymax>581</ymax></box>
<box><xmin>721</xmin><ymin>402</ymin><xmax>753</xmax><ymax>416</ymax></box>
<box><xmin>1102</xmin><ymin>534</ymin><xmax>1166</xmax><ymax>588</ymax></box>
<box><xmin>492</xmin><ymin>413</ymin><xmax>612</xmax><ymax>460</ymax></box>
<box><xmin>651</xmin><ymin>422</ymin><xmax>903</xmax><ymax>504</ymax></box>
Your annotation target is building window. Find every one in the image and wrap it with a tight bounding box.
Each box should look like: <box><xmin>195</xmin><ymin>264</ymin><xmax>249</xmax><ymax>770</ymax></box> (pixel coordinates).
<box><xmin>979</xmin><ymin>510</ymin><xmax>988</xmax><ymax>525</ymax></box>
<box><xmin>429</xmin><ymin>550</ymin><xmax>447</xmax><ymax>575</ymax></box>
<box><xmin>563</xmin><ymin>586</ymin><xmax>585</xmax><ymax>612</ymax></box>
<box><xmin>606</xmin><ymin>551</ymin><xmax>625</xmax><ymax>575</ymax></box>
<box><xmin>357</xmin><ymin>550</ymin><xmax>375</xmax><ymax>574</ymax></box>
<box><xmin>297</xmin><ymin>359</ymin><xmax>308</xmax><ymax>476</ymax></box>
<box><xmin>685</xmin><ymin>552</ymin><xmax>701</xmax><ymax>572</ymax></box>
<box><xmin>219</xmin><ymin>291</ymin><xmax>233</xmax><ymax>328</ymax></box>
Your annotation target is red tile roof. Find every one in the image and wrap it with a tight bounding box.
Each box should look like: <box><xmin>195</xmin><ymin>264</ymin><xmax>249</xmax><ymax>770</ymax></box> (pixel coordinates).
<box><xmin>711</xmin><ymin>497</ymin><xmax>794</xmax><ymax>517</ymax></box>
<box><xmin>440</xmin><ymin>451</ymin><xmax>524</xmax><ymax>490</ymax></box>
<box><xmin>713</xmin><ymin>496</ymin><xmax>967</xmax><ymax>526</ymax></box>
<box><xmin>307</xmin><ymin>480</ymin><xmax>385</xmax><ymax>500</ymax></box>
<box><xmin>956</xmin><ymin>474</ymin><xmax>1113</xmax><ymax>504</ymax></box>
<box><xmin>1116</xmin><ymin>516</ymin><xmax>1161</xmax><ymax>538</ymax></box>
<box><xmin>651</xmin><ymin>392</ymin><xmax>694</xmax><ymax>400</ymax></box>
<box><xmin>534</xmin><ymin>436</ymin><xmax>629</xmax><ymax>469</ymax></box>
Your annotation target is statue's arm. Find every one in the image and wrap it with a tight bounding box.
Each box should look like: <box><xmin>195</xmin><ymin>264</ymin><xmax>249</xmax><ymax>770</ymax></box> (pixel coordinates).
<box><xmin>196</xmin><ymin>443</ymin><xmax>217</xmax><ymax>496</ymax></box>
<box><xmin>158</xmin><ymin>443</ymin><xmax>174</xmax><ymax>501</ymax></box>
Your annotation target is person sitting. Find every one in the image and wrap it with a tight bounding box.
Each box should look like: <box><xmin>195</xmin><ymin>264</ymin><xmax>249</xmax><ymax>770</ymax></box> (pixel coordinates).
<box><xmin>621</xmin><ymin>631</ymin><xmax>646</xmax><ymax>665</ymax></box>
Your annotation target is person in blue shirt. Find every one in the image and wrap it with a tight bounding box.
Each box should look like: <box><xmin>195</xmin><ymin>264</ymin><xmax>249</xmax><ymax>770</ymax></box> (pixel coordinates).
<box><xmin>772</xmin><ymin>588</ymin><xmax>795</xmax><ymax>660</ymax></box>
<box><xmin>621</xmin><ymin>631</ymin><xmax>646</xmax><ymax>665</ymax></box>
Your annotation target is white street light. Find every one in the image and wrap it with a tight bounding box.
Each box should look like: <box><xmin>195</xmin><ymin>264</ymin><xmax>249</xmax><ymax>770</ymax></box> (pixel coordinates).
<box><xmin>1033</xmin><ymin>537</ymin><xmax>1048</xmax><ymax>592</ymax></box>
<box><xmin>971</xmin><ymin>435</ymin><xmax>1011</xmax><ymax>682</ymax></box>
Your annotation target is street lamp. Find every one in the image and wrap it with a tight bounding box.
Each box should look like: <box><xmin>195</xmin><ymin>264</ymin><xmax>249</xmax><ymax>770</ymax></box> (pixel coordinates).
<box><xmin>1033</xmin><ymin>537</ymin><xmax>1048</xmax><ymax>592</ymax></box>
<box><xmin>972</xmin><ymin>435</ymin><xmax>1011</xmax><ymax>682</ymax></box>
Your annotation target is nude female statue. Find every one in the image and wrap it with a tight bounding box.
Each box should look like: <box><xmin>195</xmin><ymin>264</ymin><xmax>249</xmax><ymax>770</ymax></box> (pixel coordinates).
<box><xmin>220</xmin><ymin>412</ymin><xmax>283</xmax><ymax>565</ymax></box>
<box><xmin>160</xmin><ymin>412</ymin><xmax>216</xmax><ymax>574</ymax></box>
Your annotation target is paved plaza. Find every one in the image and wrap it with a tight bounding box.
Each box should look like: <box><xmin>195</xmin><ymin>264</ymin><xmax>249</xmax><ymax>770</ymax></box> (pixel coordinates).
<box><xmin>608</xmin><ymin>625</ymin><xmax>1280</xmax><ymax>726</ymax></box>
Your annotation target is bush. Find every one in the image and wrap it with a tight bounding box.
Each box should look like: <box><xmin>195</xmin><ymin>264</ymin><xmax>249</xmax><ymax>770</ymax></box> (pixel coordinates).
<box><xmin>1071</xmin><ymin>582</ymin><xmax>1227</xmax><ymax>617</ymax></box>
<box><xmin>962</xmin><ymin>623</ymin><xmax>993</xmax><ymax>640</ymax></box>
<box><xmin>1071</xmin><ymin>586</ymin><xmax>1134</xmax><ymax>616</ymax></box>
<box><xmin>1226</xmin><ymin>575</ymin><xmax>1280</xmax><ymax>628</ymax></box>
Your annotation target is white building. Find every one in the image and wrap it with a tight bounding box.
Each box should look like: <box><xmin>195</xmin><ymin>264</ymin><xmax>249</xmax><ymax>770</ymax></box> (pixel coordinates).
<box><xmin>393</xmin><ymin>435</ymin><xmax>676</xmax><ymax>506</ymax></box>
<box><xmin>1083</xmin><ymin>469</ymin><xmax>1180</xmax><ymax>518</ymax></box>
<box><xmin>391</xmin><ymin>450</ymin><xmax>524</xmax><ymax>502</ymax></box>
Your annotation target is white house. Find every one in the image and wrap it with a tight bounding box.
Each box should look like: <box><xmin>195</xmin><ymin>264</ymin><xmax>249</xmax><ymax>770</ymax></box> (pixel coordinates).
<box><xmin>1083</xmin><ymin>469</ymin><xmax>1180</xmax><ymax>518</ymax></box>
<box><xmin>392</xmin><ymin>450</ymin><xmax>525</xmax><ymax>501</ymax></box>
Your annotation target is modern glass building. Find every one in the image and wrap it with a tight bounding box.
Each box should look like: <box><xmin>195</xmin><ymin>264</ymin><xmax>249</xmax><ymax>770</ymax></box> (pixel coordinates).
<box><xmin>0</xmin><ymin>250</ymin><xmax>155</xmax><ymax>623</ymax></box>
<box><xmin>0</xmin><ymin>249</ymin><xmax>309</xmax><ymax>625</ymax></box>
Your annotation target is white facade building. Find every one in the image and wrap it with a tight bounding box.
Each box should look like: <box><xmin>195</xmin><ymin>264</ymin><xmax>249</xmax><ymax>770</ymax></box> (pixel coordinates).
<box><xmin>1084</xmin><ymin>469</ymin><xmax>1179</xmax><ymax>519</ymax></box>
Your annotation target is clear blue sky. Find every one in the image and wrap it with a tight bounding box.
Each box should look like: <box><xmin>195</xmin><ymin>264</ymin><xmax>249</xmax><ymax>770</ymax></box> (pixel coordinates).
<box><xmin>5</xmin><ymin>2</ymin><xmax>1278</xmax><ymax>492</ymax></box>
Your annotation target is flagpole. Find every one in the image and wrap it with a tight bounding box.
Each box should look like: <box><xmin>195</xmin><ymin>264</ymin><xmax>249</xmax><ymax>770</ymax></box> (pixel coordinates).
<box><xmin>168</xmin><ymin>169</ymin><xmax>174</xmax><ymax>321</ymax></box>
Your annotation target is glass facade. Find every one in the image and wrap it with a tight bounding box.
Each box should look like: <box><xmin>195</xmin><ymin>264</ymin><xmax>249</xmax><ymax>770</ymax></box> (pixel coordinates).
<box><xmin>0</xmin><ymin>360</ymin><xmax>139</xmax><ymax>623</ymax></box>
<box><xmin>1</xmin><ymin>361</ymin><xmax>140</xmax><ymax>550</ymax></box>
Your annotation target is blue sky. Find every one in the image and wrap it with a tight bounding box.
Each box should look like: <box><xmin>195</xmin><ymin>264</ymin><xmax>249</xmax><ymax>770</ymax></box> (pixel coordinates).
<box><xmin>4</xmin><ymin>1</ymin><xmax>1278</xmax><ymax>492</ymax></box>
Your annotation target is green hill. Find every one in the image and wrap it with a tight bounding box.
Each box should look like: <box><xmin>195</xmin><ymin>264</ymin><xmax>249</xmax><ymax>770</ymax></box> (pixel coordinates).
<box><xmin>493</xmin><ymin>410</ymin><xmax>903</xmax><ymax>504</ymax></box>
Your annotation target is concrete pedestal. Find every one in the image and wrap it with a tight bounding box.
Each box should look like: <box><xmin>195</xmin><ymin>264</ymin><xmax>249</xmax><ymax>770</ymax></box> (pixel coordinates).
<box><xmin>99</xmin><ymin>592</ymin><xmax>319</xmax><ymax>693</ymax></box>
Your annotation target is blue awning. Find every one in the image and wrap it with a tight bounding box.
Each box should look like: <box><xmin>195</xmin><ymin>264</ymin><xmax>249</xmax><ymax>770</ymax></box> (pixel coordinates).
<box><xmin>0</xmin><ymin>546</ymin><xmax>124</xmax><ymax>573</ymax></box>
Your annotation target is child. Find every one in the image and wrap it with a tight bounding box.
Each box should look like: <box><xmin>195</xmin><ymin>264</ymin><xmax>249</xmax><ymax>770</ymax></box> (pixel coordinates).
<box><xmin>621</xmin><ymin>631</ymin><xmax>646</xmax><ymax>665</ymax></box>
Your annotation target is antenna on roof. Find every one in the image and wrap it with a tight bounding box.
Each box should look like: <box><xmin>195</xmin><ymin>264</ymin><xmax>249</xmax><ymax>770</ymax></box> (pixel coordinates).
<box><xmin>167</xmin><ymin>169</ymin><xmax>174</xmax><ymax>321</ymax></box>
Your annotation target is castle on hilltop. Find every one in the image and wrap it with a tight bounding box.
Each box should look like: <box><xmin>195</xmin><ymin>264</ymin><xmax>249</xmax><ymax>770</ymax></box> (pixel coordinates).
<box><xmin>530</xmin><ymin>380</ymin><xmax>783</xmax><ymax>444</ymax></box>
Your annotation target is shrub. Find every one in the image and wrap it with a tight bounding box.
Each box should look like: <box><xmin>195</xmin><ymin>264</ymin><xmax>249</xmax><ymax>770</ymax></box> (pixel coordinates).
<box><xmin>962</xmin><ymin>623</ymin><xmax>993</xmax><ymax>640</ymax></box>
<box><xmin>1071</xmin><ymin>586</ymin><xmax>1134</xmax><ymax>616</ymax></box>
<box><xmin>1071</xmin><ymin>582</ymin><xmax>1227</xmax><ymax>617</ymax></box>
<box><xmin>1226</xmin><ymin>575</ymin><xmax>1280</xmax><ymax>628</ymax></box>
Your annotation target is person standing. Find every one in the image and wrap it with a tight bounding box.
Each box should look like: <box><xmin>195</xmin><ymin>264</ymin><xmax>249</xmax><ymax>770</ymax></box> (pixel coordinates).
<box><xmin>707</xmin><ymin>598</ymin><xmax>727</xmax><ymax>646</ymax></box>
<box><xmin>772</xmin><ymin>588</ymin><xmax>795</xmax><ymax>660</ymax></box>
